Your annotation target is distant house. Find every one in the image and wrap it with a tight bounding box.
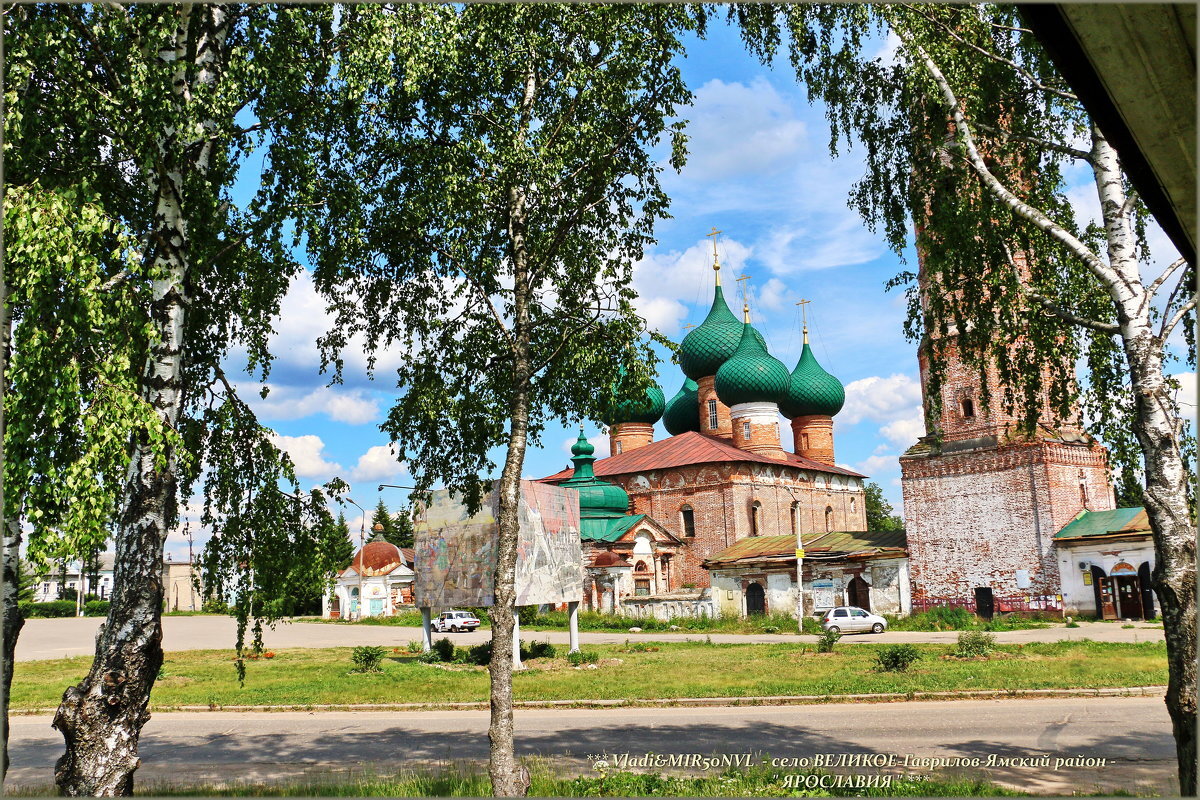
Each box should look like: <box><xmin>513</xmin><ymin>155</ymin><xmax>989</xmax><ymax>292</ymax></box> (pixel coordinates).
<box><xmin>1055</xmin><ymin>507</ymin><xmax>1156</xmax><ymax>620</ymax></box>
<box><xmin>33</xmin><ymin>554</ymin><xmax>116</xmax><ymax>603</ymax></box>
<box><xmin>322</xmin><ymin>538</ymin><xmax>415</xmax><ymax>619</ymax></box>
<box><xmin>703</xmin><ymin>530</ymin><xmax>911</xmax><ymax>618</ymax></box>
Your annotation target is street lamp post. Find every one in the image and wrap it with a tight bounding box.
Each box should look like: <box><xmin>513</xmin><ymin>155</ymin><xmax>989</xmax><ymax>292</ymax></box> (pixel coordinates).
<box><xmin>346</xmin><ymin>497</ymin><xmax>367</xmax><ymax>621</ymax></box>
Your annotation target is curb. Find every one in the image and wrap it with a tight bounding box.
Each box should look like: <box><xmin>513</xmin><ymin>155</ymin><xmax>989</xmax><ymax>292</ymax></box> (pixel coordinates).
<box><xmin>11</xmin><ymin>685</ymin><xmax>1167</xmax><ymax>716</ymax></box>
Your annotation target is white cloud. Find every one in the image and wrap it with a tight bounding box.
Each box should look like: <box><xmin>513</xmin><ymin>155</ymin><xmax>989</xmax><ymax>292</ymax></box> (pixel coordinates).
<box><xmin>350</xmin><ymin>443</ymin><xmax>408</xmax><ymax>483</ymax></box>
<box><xmin>246</xmin><ymin>383</ymin><xmax>379</xmax><ymax>425</ymax></box>
<box><xmin>880</xmin><ymin>414</ymin><xmax>925</xmax><ymax>449</ymax></box>
<box><xmin>840</xmin><ymin>373</ymin><xmax>924</xmax><ymax>426</ymax></box>
<box><xmin>631</xmin><ymin>237</ymin><xmax>752</xmax><ymax>336</ymax></box>
<box><xmin>676</xmin><ymin>78</ymin><xmax>808</xmax><ymax>180</ymax></box>
<box><xmin>854</xmin><ymin>454</ymin><xmax>898</xmax><ymax>477</ymax></box>
<box><xmin>270</xmin><ymin>433</ymin><xmax>343</xmax><ymax>478</ymax></box>
<box><xmin>1172</xmin><ymin>372</ymin><xmax>1196</xmax><ymax>418</ymax></box>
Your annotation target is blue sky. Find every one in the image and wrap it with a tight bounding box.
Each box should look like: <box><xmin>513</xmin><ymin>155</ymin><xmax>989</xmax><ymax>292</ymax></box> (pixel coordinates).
<box><xmin>165</xmin><ymin>20</ymin><xmax>1189</xmax><ymax>560</ymax></box>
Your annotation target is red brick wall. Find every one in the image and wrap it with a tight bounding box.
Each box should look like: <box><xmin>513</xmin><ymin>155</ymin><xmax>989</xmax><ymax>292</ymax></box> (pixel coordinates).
<box><xmin>900</xmin><ymin>438</ymin><xmax>1111</xmax><ymax>599</ymax></box>
<box><xmin>696</xmin><ymin>376</ymin><xmax>733</xmax><ymax>440</ymax></box>
<box><xmin>607</xmin><ymin>462</ymin><xmax>868</xmax><ymax>588</ymax></box>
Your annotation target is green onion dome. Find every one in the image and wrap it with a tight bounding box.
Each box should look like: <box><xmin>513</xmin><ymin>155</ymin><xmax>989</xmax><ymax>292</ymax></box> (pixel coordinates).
<box><xmin>662</xmin><ymin>377</ymin><xmax>701</xmax><ymax>435</ymax></box>
<box><xmin>713</xmin><ymin>313</ymin><xmax>790</xmax><ymax>407</ymax></box>
<box><xmin>780</xmin><ymin>341</ymin><xmax>846</xmax><ymax>418</ymax></box>
<box><xmin>560</xmin><ymin>431</ymin><xmax>630</xmax><ymax>517</ymax></box>
<box><xmin>600</xmin><ymin>380</ymin><xmax>665</xmax><ymax>426</ymax></box>
<box><xmin>679</xmin><ymin>286</ymin><xmax>767</xmax><ymax>379</ymax></box>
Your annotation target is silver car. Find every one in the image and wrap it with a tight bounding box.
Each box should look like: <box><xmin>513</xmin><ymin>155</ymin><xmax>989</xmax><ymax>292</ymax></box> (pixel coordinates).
<box><xmin>433</xmin><ymin>610</ymin><xmax>481</xmax><ymax>633</ymax></box>
<box><xmin>821</xmin><ymin>606</ymin><xmax>887</xmax><ymax>634</ymax></box>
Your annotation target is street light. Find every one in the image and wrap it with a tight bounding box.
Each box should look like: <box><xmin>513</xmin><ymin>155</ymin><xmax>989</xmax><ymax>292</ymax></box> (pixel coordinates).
<box><xmin>346</xmin><ymin>497</ymin><xmax>367</xmax><ymax>620</ymax></box>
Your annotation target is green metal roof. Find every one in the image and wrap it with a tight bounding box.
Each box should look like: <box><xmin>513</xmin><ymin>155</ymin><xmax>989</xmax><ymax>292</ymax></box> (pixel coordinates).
<box><xmin>678</xmin><ymin>285</ymin><xmax>741</xmax><ymax>379</ymax></box>
<box><xmin>702</xmin><ymin>529</ymin><xmax>908</xmax><ymax>568</ymax></box>
<box><xmin>713</xmin><ymin>320</ymin><xmax>790</xmax><ymax>406</ymax></box>
<box><xmin>559</xmin><ymin>431</ymin><xmax>630</xmax><ymax>516</ymax></box>
<box><xmin>581</xmin><ymin>514</ymin><xmax>646</xmax><ymax>543</ymax></box>
<box><xmin>662</xmin><ymin>377</ymin><xmax>701</xmax><ymax>435</ymax></box>
<box><xmin>780</xmin><ymin>342</ymin><xmax>845</xmax><ymax>418</ymax></box>
<box><xmin>1055</xmin><ymin>507</ymin><xmax>1149</xmax><ymax>539</ymax></box>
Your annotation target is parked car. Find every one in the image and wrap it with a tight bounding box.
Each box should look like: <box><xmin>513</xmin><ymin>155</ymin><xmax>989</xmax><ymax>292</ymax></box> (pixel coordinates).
<box><xmin>820</xmin><ymin>606</ymin><xmax>887</xmax><ymax>634</ymax></box>
<box><xmin>433</xmin><ymin>610</ymin><xmax>481</xmax><ymax>633</ymax></box>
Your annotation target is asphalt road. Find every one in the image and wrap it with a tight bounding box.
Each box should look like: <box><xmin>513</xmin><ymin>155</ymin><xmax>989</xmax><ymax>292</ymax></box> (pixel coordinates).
<box><xmin>15</xmin><ymin>616</ymin><xmax>1165</xmax><ymax>661</ymax></box>
<box><xmin>7</xmin><ymin>697</ymin><xmax>1175</xmax><ymax>795</ymax></box>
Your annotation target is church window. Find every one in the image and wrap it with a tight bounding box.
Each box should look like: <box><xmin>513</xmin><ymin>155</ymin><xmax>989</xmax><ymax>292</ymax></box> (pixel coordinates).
<box><xmin>743</xmin><ymin>421</ymin><xmax>751</xmax><ymax>440</ymax></box>
<box><xmin>681</xmin><ymin>505</ymin><xmax>696</xmax><ymax>537</ymax></box>
<box><xmin>790</xmin><ymin>501</ymin><xmax>799</xmax><ymax>536</ymax></box>
<box><xmin>707</xmin><ymin>399</ymin><xmax>718</xmax><ymax>429</ymax></box>
<box><xmin>961</xmin><ymin>398</ymin><xmax>975</xmax><ymax>419</ymax></box>
<box><xmin>801</xmin><ymin>433</ymin><xmax>809</xmax><ymax>450</ymax></box>
<box><xmin>615</xmin><ymin>441</ymin><xmax>622</xmax><ymax>455</ymax></box>
<box><xmin>850</xmin><ymin>497</ymin><xmax>856</xmax><ymax>515</ymax></box>
<box><xmin>750</xmin><ymin>501</ymin><xmax>762</xmax><ymax>537</ymax></box>
<box><xmin>634</xmin><ymin>561</ymin><xmax>651</xmax><ymax>596</ymax></box>
<box><xmin>824</xmin><ymin>506</ymin><xmax>833</xmax><ymax>533</ymax></box>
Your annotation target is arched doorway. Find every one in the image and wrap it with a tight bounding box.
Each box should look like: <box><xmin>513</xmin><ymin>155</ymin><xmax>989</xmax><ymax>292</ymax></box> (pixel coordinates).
<box><xmin>330</xmin><ymin>594</ymin><xmax>341</xmax><ymax>619</ymax></box>
<box><xmin>746</xmin><ymin>582</ymin><xmax>766</xmax><ymax>615</ymax></box>
<box><xmin>848</xmin><ymin>575</ymin><xmax>870</xmax><ymax>611</ymax></box>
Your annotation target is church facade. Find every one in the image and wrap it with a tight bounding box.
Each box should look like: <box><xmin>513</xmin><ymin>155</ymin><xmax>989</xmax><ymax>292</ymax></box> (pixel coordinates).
<box><xmin>541</xmin><ymin>249</ymin><xmax>907</xmax><ymax>618</ymax></box>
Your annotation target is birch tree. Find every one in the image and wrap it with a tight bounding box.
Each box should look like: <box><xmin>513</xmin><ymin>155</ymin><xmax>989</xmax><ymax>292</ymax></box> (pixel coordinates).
<box><xmin>737</xmin><ymin>4</ymin><xmax>1195</xmax><ymax>792</ymax></box>
<box><xmin>292</xmin><ymin>6</ymin><xmax>697</xmax><ymax>793</ymax></box>
<box><xmin>5</xmin><ymin>6</ymin><xmax>394</xmax><ymax>794</ymax></box>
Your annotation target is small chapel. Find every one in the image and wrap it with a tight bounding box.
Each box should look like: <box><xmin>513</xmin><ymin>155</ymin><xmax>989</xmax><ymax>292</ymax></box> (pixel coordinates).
<box><xmin>540</xmin><ymin>236</ymin><xmax>911</xmax><ymax>619</ymax></box>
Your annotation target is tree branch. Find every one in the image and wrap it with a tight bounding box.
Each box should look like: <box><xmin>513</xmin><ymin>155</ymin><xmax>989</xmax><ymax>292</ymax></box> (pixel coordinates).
<box><xmin>888</xmin><ymin>17</ymin><xmax>1118</xmax><ymax>288</ymax></box>
<box><xmin>1147</xmin><ymin>257</ymin><xmax>1187</xmax><ymax>299</ymax></box>
<box><xmin>901</xmin><ymin>4</ymin><xmax>1078</xmax><ymax>103</ymax></box>
<box><xmin>1000</xmin><ymin>243</ymin><xmax>1119</xmax><ymax>334</ymax></box>
<box><xmin>975</xmin><ymin>122</ymin><xmax>1093</xmax><ymax>163</ymax></box>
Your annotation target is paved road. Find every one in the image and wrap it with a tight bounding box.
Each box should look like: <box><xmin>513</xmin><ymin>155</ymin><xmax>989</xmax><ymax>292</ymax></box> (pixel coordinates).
<box><xmin>14</xmin><ymin>616</ymin><xmax>1165</xmax><ymax>661</ymax></box>
<box><xmin>7</xmin><ymin>697</ymin><xmax>1175</xmax><ymax>795</ymax></box>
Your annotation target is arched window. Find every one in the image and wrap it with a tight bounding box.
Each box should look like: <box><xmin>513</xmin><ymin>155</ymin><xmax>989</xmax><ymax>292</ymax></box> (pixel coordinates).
<box><xmin>824</xmin><ymin>506</ymin><xmax>834</xmax><ymax>533</ymax></box>
<box><xmin>742</xmin><ymin>420</ymin><xmax>752</xmax><ymax>440</ymax></box>
<box><xmin>850</xmin><ymin>497</ymin><xmax>856</xmax><ymax>516</ymax></box>
<box><xmin>750</xmin><ymin>501</ymin><xmax>762</xmax><ymax>537</ymax></box>
<box><xmin>961</xmin><ymin>398</ymin><xmax>975</xmax><ymax>419</ymax></box>
<box><xmin>790</xmin><ymin>501</ymin><xmax>799</xmax><ymax>536</ymax></box>
<box><xmin>615</xmin><ymin>441</ymin><xmax>623</xmax><ymax>455</ymax></box>
<box><xmin>707</xmin><ymin>399</ymin><xmax>718</xmax><ymax>429</ymax></box>
<box><xmin>634</xmin><ymin>561</ymin><xmax>651</xmax><ymax>596</ymax></box>
<box><xmin>801</xmin><ymin>433</ymin><xmax>809</xmax><ymax>450</ymax></box>
<box><xmin>680</xmin><ymin>505</ymin><xmax>696</xmax><ymax>537</ymax></box>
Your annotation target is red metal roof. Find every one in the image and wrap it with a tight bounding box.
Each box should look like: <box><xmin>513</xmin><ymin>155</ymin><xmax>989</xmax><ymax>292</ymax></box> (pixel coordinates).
<box><xmin>343</xmin><ymin>541</ymin><xmax>406</xmax><ymax>577</ymax></box>
<box><xmin>541</xmin><ymin>430</ymin><xmax>866</xmax><ymax>482</ymax></box>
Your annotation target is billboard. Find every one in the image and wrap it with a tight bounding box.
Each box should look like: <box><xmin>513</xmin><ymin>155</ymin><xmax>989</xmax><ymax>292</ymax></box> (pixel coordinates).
<box><xmin>413</xmin><ymin>480</ymin><xmax>581</xmax><ymax>608</ymax></box>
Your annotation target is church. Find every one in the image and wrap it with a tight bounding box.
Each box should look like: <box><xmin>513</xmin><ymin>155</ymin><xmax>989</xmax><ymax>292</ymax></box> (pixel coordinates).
<box><xmin>540</xmin><ymin>243</ymin><xmax>911</xmax><ymax>619</ymax></box>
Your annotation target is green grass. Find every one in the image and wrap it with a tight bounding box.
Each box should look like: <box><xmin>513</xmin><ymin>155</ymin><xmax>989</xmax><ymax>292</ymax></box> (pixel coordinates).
<box><xmin>11</xmin><ymin>639</ymin><xmax>1167</xmax><ymax>712</ymax></box>
<box><xmin>883</xmin><ymin>607</ymin><xmax>1056</xmax><ymax>632</ymax></box>
<box><xmin>1</xmin><ymin>763</ymin><xmax>1030</xmax><ymax>797</ymax></box>
<box><xmin>311</xmin><ymin>608</ymin><xmax>820</xmax><ymax>634</ymax></box>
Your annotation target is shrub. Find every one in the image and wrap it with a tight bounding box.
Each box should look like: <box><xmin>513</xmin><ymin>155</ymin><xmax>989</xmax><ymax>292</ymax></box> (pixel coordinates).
<box><xmin>466</xmin><ymin>641</ymin><xmax>493</xmax><ymax>666</ymax></box>
<box><xmin>84</xmin><ymin>600</ymin><xmax>110</xmax><ymax>617</ymax></box>
<box><xmin>955</xmin><ymin>631</ymin><xmax>997</xmax><ymax>658</ymax></box>
<box><xmin>817</xmin><ymin>627</ymin><xmax>840</xmax><ymax>653</ymax></box>
<box><xmin>875</xmin><ymin>644</ymin><xmax>921</xmax><ymax>672</ymax></box>
<box><xmin>567</xmin><ymin>649</ymin><xmax>599</xmax><ymax>666</ymax></box>
<box><xmin>523</xmin><ymin>640</ymin><xmax>556</xmax><ymax>660</ymax></box>
<box><xmin>800</xmin><ymin>617</ymin><xmax>823</xmax><ymax>635</ymax></box>
<box><xmin>763</xmin><ymin>625</ymin><xmax>780</xmax><ymax>634</ymax></box>
<box><xmin>350</xmin><ymin>645</ymin><xmax>387</xmax><ymax>673</ymax></box>
<box><xmin>201</xmin><ymin>598</ymin><xmax>229</xmax><ymax>614</ymax></box>
<box><xmin>433</xmin><ymin>637</ymin><xmax>456</xmax><ymax>663</ymax></box>
<box><xmin>20</xmin><ymin>600</ymin><xmax>77</xmax><ymax>618</ymax></box>
<box><xmin>406</xmin><ymin>640</ymin><xmax>424</xmax><ymax>653</ymax></box>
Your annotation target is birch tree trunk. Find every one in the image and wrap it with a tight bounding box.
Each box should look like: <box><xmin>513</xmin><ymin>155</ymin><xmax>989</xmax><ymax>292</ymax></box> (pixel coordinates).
<box><xmin>52</xmin><ymin>7</ymin><xmax>228</xmax><ymax>794</ymax></box>
<box><xmin>1091</xmin><ymin>132</ymin><xmax>1197</xmax><ymax>796</ymax></box>
<box><xmin>0</xmin><ymin>267</ymin><xmax>22</xmax><ymax>785</ymax></box>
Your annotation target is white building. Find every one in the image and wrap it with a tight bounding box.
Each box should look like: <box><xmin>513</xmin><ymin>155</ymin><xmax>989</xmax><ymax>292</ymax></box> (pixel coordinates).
<box><xmin>32</xmin><ymin>554</ymin><xmax>116</xmax><ymax>603</ymax></box>
<box><xmin>322</xmin><ymin>539</ymin><xmax>415</xmax><ymax>619</ymax></box>
<box><xmin>1055</xmin><ymin>507</ymin><xmax>1157</xmax><ymax>619</ymax></box>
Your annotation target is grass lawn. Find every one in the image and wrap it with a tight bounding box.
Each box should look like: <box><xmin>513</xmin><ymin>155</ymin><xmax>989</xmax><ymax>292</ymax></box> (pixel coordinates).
<box><xmin>11</xmin><ymin>639</ymin><xmax>1166</xmax><ymax>712</ymax></box>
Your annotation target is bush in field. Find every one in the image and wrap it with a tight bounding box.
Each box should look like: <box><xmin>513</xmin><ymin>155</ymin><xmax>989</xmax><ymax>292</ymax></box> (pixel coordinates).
<box><xmin>432</xmin><ymin>637</ymin><xmax>456</xmax><ymax>663</ymax></box>
<box><xmin>523</xmin><ymin>640</ymin><xmax>555</xmax><ymax>660</ymax></box>
<box><xmin>350</xmin><ymin>645</ymin><xmax>387</xmax><ymax>673</ymax></box>
<box><xmin>84</xmin><ymin>600</ymin><xmax>110</xmax><ymax>617</ymax></box>
<box><xmin>874</xmin><ymin>644</ymin><xmax>921</xmax><ymax>672</ymax></box>
<box><xmin>817</xmin><ymin>627</ymin><xmax>840</xmax><ymax>653</ymax></box>
<box><xmin>567</xmin><ymin>649</ymin><xmax>599</xmax><ymax>666</ymax></box>
<box><xmin>954</xmin><ymin>631</ymin><xmax>997</xmax><ymax>658</ymax></box>
<box><xmin>20</xmin><ymin>600</ymin><xmax>77</xmax><ymax>618</ymax></box>
<box><xmin>465</xmin><ymin>641</ymin><xmax>492</xmax><ymax>665</ymax></box>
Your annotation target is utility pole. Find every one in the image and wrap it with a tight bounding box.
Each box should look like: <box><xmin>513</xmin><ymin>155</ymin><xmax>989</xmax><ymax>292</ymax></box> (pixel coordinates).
<box><xmin>187</xmin><ymin>528</ymin><xmax>196</xmax><ymax>611</ymax></box>
<box><xmin>346</xmin><ymin>497</ymin><xmax>367</xmax><ymax>620</ymax></box>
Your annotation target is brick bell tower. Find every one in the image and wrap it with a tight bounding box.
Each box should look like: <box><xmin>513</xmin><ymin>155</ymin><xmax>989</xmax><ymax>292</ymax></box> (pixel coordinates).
<box><xmin>899</xmin><ymin>268</ymin><xmax>1115</xmax><ymax>607</ymax></box>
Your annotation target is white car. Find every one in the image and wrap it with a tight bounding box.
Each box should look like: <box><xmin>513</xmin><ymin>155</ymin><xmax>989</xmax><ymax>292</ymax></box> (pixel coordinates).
<box><xmin>432</xmin><ymin>610</ymin><xmax>481</xmax><ymax>633</ymax></box>
<box><xmin>820</xmin><ymin>606</ymin><xmax>887</xmax><ymax>634</ymax></box>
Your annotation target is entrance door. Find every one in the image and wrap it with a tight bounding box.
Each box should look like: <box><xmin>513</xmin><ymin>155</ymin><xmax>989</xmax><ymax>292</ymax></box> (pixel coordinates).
<box><xmin>1115</xmin><ymin>576</ymin><xmax>1143</xmax><ymax>619</ymax></box>
<box><xmin>369</xmin><ymin>598</ymin><xmax>384</xmax><ymax>616</ymax></box>
<box><xmin>974</xmin><ymin>587</ymin><xmax>994</xmax><ymax>620</ymax></box>
<box><xmin>746</xmin><ymin>583</ymin><xmax>766</xmax><ymax>615</ymax></box>
<box><xmin>848</xmin><ymin>576</ymin><xmax>870</xmax><ymax>611</ymax></box>
<box><xmin>1098</xmin><ymin>578</ymin><xmax>1118</xmax><ymax>619</ymax></box>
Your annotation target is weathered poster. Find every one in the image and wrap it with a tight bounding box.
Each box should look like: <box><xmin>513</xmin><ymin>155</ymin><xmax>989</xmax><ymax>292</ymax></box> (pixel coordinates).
<box><xmin>811</xmin><ymin>578</ymin><xmax>837</xmax><ymax>610</ymax></box>
<box><xmin>413</xmin><ymin>480</ymin><xmax>581</xmax><ymax>608</ymax></box>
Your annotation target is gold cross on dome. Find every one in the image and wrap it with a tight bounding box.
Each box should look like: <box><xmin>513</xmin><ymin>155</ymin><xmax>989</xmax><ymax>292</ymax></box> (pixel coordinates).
<box><xmin>797</xmin><ymin>298</ymin><xmax>811</xmax><ymax>343</ymax></box>
<box><xmin>706</xmin><ymin>227</ymin><xmax>722</xmax><ymax>270</ymax></box>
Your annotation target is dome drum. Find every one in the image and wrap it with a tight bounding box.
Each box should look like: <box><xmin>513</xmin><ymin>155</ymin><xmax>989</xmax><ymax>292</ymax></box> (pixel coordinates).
<box><xmin>792</xmin><ymin>414</ymin><xmax>836</xmax><ymax>465</ymax></box>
